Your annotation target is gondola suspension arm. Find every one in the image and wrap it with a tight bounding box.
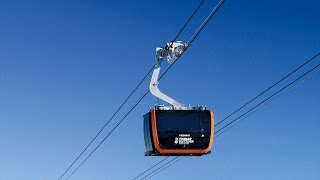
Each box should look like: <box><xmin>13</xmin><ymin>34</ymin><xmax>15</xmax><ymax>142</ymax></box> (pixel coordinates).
<box><xmin>150</xmin><ymin>41</ymin><xmax>188</xmax><ymax>110</ymax></box>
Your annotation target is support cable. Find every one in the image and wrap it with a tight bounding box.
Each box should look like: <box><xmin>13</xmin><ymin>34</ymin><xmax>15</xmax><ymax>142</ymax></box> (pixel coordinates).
<box><xmin>187</xmin><ymin>0</ymin><xmax>225</xmax><ymax>45</ymax></box>
<box><xmin>65</xmin><ymin>90</ymin><xmax>149</xmax><ymax>180</ymax></box>
<box><xmin>132</xmin><ymin>157</ymin><xmax>170</xmax><ymax>180</ymax></box>
<box><xmin>57</xmin><ymin>67</ymin><xmax>153</xmax><ymax>180</ymax></box>
<box><xmin>159</xmin><ymin>0</ymin><xmax>226</xmax><ymax>84</ymax></box>
<box><xmin>173</xmin><ymin>0</ymin><xmax>206</xmax><ymax>42</ymax></box>
<box><xmin>139</xmin><ymin>157</ymin><xmax>179</xmax><ymax>180</ymax></box>
<box><xmin>144</xmin><ymin>157</ymin><xmax>184</xmax><ymax>180</ymax></box>
<box><xmin>215</xmin><ymin>51</ymin><xmax>320</xmax><ymax>127</ymax></box>
<box><xmin>215</xmin><ymin>62</ymin><xmax>320</xmax><ymax>135</ymax></box>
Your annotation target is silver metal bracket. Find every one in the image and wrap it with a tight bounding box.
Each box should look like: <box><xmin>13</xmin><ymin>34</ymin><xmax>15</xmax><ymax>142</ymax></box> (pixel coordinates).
<box><xmin>149</xmin><ymin>41</ymin><xmax>189</xmax><ymax>110</ymax></box>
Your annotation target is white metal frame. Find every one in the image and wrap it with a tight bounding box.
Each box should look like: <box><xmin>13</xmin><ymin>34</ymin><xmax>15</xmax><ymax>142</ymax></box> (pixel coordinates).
<box><xmin>149</xmin><ymin>41</ymin><xmax>189</xmax><ymax>110</ymax></box>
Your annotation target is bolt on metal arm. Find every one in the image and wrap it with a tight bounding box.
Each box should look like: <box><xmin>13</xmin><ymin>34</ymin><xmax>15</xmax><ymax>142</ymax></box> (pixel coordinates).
<box><xmin>149</xmin><ymin>41</ymin><xmax>188</xmax><ymax>110</ymax></box>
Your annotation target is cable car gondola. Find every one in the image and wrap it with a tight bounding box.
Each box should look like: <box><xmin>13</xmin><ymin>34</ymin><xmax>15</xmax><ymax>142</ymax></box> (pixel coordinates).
<box><xmin>144</xmin><ymin>108</ymin><xmax>214</xmax><ymax>156</ymax></box>
<box><xmin>144</xmin><ymin>41</ymin><xmax>214</xmax><ymax>156</ymax></box>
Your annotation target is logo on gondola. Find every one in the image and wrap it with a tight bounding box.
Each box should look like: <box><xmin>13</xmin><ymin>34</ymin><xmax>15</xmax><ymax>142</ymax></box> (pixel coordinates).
<box><xmin>174</xmin><ymin>134</ymin><xmax>194</xmax><ymax>145</ymax></box>
<box><xmin>174</xmin><ymin>137</ymin><xmax>179</xmax><ymax>144</ymax></box>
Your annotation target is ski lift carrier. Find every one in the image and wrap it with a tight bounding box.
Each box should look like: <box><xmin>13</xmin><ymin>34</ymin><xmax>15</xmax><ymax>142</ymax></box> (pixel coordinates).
<box><xmin>144</xmin><ymin>41</ymin><xmax>214</xmax><ymax>156</ymax></box>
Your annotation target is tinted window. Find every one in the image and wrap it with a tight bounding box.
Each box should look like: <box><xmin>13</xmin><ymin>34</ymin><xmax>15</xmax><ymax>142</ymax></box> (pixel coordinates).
<box><xmin>156</xmin><ymin>110</ymin><xmax>210</xmax><ymax>133</ymax></box>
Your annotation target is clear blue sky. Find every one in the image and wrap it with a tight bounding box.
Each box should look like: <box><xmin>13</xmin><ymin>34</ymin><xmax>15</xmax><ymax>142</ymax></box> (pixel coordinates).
<box><xmin>1</xmin><ymin>0</ymin><xmax>320</xmax><ymax>180</ymax></box>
